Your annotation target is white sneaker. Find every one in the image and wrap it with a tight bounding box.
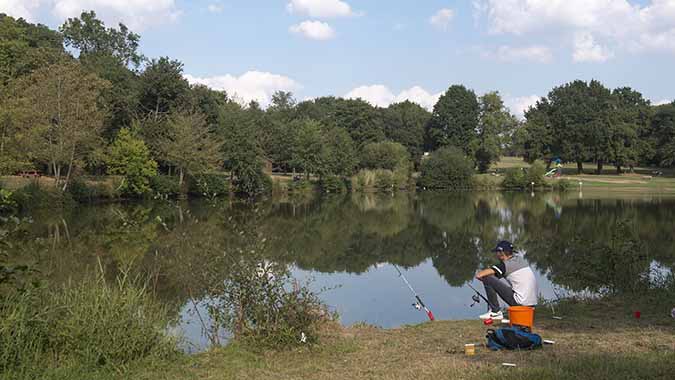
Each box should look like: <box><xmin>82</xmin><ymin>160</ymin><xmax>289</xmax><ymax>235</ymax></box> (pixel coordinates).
<box><xmin>479</xmin><ymin>310</ymin><xmax>504</xmax><ymax>320</ymax></box>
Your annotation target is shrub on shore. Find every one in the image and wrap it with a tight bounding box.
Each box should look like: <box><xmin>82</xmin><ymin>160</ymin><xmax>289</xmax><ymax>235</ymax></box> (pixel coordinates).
<box><xmin>502</xmin><ymin>161</ymin><xmax>547</xmax><ymax>190</ymax></box>
<box><xmin>150</xmin><ymin>175</ymin><xmax>181</xmax><ymax>198</ymax></box>
<box><xmin>0</xmin><ymin>275</ymin><xmax>176</xmax><ymax>378</ymax></box>
<box><xmin>419</xmin><ymin>147</ymin><xmax>474</xmax><ymax>190</ymax></box>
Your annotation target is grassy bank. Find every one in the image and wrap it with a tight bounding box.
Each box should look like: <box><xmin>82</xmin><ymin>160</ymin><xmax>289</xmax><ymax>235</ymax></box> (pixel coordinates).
<box><xmin>492</xmin><ymin>157</ymin><xmax>675</xmax><ymax>194</ymax></box>
<box><xmin>115</xmin><ymin>295</ymin><xmax>675</xmax><ymax>380</ymax></box>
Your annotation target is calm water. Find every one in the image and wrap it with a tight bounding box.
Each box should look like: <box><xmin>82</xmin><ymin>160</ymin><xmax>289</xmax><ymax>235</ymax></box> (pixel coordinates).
<box><xmin>6</xmin><ymin>191</ymin><xmax>675</xmax><ymax>351</ymax></box>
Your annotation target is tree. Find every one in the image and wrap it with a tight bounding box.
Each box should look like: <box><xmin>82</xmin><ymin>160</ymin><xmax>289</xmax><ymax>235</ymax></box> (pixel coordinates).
<box><xmin>383</xmin><ymin>101</ymin><xmax>430</xmax><ymax>164</ymax></box>
<box><xmin>60</xmin><ymin>11</ymin><xmax>143</xmax><ymax>68</ymax></box>
<box><xmin>426</xmin><ymin>85</ymin><xmax>479</xmax><ymax>155</ymax></box>
<box><xmin>649</xmin><ymin>103</ymin><xmax>675</xmax><ymax>167</ymax></box>
<box><xmin>9</xmin><ymin>61</ymin><xmax>109</xmax><ymax>190</ymax></box>
<box><xmin>0</xmin><ymin>14</ymin><xmax>65</xmax><ymax>88</ymax></box>
<box><xmin>107</xmin><ymin>127</ymin><xmax>157</xmax><ymax>195</ymax></box>
<box><xmin>419</xmin><ymin>147</ymin><xmax>474</xmax><ymax>190</ymax></box>
<box><xmin>290</xmin><ymin>119</ymin><xmax>326</xmax><ymax>179</ymax></box>
<box><xmin>518</xmin><ymin>98</ymin><xmax>553</xmax><ymax>163</ymax></box>
<box><xmin>322</xmin><ymin>128</ymin><xmax>358</xmax><ymax>177</ymax></box>
<box><xmin>610</xmin><ymin>87</ymin><xmax>651</xmax><ymax>172</ymax></box>
<box><xmin>219</xmin><ymin>101</ymin><xmax>271</xmax><ymax>196</ymax></box>
<box><xmin>158</xmin><ymin>111</ymin><xmax>223</xmax><ymax>186</ymax></box>
<box><xmin>138</xmin><ymin>57</ymin><xmax>190</xmax><ymax>121</ymax></box>
<box><xmin>475</xmin><ymin>92</ymin><xmax>518</xmax><ymax>173</ymax></box>
<box><xmin>360</xmin><ymin>141</ymin><xmax>410</xmax><ymax>171</ymax></box>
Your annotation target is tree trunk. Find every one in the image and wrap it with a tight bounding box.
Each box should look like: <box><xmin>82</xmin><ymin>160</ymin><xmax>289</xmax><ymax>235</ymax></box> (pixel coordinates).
<box><xmin>179</xmin><ymin>168</ymin><xmax>184</xmax><ymax>186</ymax></box>
<box><xmin>577</xmin><ymin>161</ymin><xmax>583</xmax><ymax>174</ymax></box>
<box><xmin>596</xmin><ymin>161</ymin><xmax>603</xmax><ymax>175</ymax></box>
<box><xmin>616</xmin><ymin>165</ymin><xmax>623</xmax><ymax>174</ymax></box>
<box><xmin>62</xmin><ymin>147</ymin><xmax>76</xmax><ymax>192</ymax></box>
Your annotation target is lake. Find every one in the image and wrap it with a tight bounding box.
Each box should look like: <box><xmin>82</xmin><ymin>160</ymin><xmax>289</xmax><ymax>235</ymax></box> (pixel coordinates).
<box><xmin>6</xmin><ymin>191</ymin><xmax>675</xmax><ymax>352</ymax></box>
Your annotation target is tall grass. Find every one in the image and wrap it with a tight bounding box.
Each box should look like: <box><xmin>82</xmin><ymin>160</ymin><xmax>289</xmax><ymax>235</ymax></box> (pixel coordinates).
<box><xmin>0</xmin><ymin>272</ymin><xmax>177</xmax><ymax>378</ymax></box>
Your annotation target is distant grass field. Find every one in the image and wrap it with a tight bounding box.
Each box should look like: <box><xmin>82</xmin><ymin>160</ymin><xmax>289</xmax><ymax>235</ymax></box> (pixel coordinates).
<box><xmin>492</xmin><ymin>157</ymin><xmax>675</xmax><ymax>194</ymax></box>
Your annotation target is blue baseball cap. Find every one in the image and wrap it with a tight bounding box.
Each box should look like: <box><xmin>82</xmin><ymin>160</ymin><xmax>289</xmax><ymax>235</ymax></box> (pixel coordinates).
<box><xmin>492</xmin><ymin>240</ymin><xmax>514</xmax><ymax>253</ymax></box>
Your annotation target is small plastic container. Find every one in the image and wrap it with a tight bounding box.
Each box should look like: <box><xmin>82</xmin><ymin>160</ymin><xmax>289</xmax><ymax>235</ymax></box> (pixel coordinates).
<box><xmin>508</xmin><ymin>306</ymin><xmax>535</xmax><ymax>329</ymax></box>
<box><xmin>464</xmin><ymin>344</ymin><xmax>475</xmax><ymax>356</ymax></box>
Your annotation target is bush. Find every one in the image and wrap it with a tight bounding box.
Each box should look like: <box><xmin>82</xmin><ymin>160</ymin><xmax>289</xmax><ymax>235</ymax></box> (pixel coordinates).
<box><xmin>0</xmin><ymin>188</ymin><xmax>17</xmax><ymax>214</ymax></box>
<box><xmin>361</xmin><ymin>141</ymin><xmax>410</xmax><ymax>171</ymax></box>
<box><xmin>501</xmin><ymin>168</ymin><xmax>528</xmax><ymax>189</ymax></box>
<box><xmin>374</xmin><ymin>170</ymin><xmax>394</xmax><ymax>192</ymax></box>
<box><xmin>288</xmin><ymin>179</ymin><xmax>315</xmax><ymax>194</ymax></box>
<box><xmin>0</xmin><ymin>290</ymin><xmax>49</xmax><ymax>376</ymax></box>
<box><xmin>350</xmin><ymin>169</ymin><xmax>403</xmax><ymax>193</ymax></box>
<box><xmin>188</xmin><ymin>173</ymin><xmax>230</xmax><ymax>198</ymax></box>
<box><xmin>49</xmin><ymin>276</ymin><xmax>175</xmax><ymax>368</ymax></box>
<box><xmin>502</xmin><ymin>161</ymin><xmax>547</xmax><ymax>190</ymax></box>
<box><xmin>419</xmin><ymin>147</ymin><xmax>474</xmax><ymax>190</ymax></box>
<box><xmin>68</xmin><ymin>178</ymin><xmax>118</xmax><ymax>203</ymax></box>
<box><xmin>319</xmin><ymin>176</ymin><xmax>346</xmax><ymax>194</ymax></box>
<box><xmin>205</xmin><ymin>257</ymin><xmax>328</xmax><ymax>349</ymax></box>
<box><xmin>527</xmin><ymin>161</ymin><xmax>547</xmax><ymax>187</ymax></box>
<box><xmin>150</xmin><ymin>175</ymin><xmax>181</xmax><ymax>198</ymax></box>
<box><xmin>12</xmin><ymin>182</ymin><xmax>72</xmax><ymax>211</ymax></box>
<box><xmin>233</xmin><ymin>170</ymin><xmax>273</xmax><ymax>198</ymax></box>
<box><xmin>555</xmin><ymin>179</ymin><xmax>572</xmax><ymax>192</ymax></box>
<box><xmin>0</xmin><ymin>275</ymin><xmax>176</xmax><ymax>376</ymax></box>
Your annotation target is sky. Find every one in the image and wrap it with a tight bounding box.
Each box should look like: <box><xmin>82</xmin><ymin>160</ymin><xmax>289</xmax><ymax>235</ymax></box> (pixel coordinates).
<box><xmin>1</xmin><ymin>0</ymin><xmax>674</xmax><ymax>117</ymax></box>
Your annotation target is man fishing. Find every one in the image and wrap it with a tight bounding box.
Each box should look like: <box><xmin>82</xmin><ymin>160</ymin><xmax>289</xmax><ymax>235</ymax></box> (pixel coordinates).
<box><xmin>475</xmin><ymin>241</ymin><xmax>538</xmax><ymax>320</ymax></box>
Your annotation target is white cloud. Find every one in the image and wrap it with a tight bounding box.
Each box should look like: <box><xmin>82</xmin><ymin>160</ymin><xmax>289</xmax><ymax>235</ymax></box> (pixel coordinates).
<box><xmin>286</xmin><ymin>0</ymin><xmax>355</xmax><ymax>18</ymax></box>
<box><xmin>654</xmin><ymin>99</ymin><xmax>672</xmax><ymax>106</ymax></box>
<box><xmin>345</xmin><ymin>85</ymin><xmax>394</xmax><ymax>108</ymax></box>
<box><xmin>289</xmin><ymin>20</ymin><xmax>336</xmax><ymax>40</ymax></box>
<box><xmin>430</xmin><ymin>8</ymin><xmax>454</xmax><ymax>31</ymax></box>
<box><xmin>474</xmin><ymin>0</ymin><xmax>675</xmax><ymax>57</ymax></box>
<box><xmin>207</xmin><ymin>3</ymin><xmax>223</xmax><ymax>14</ymax></box>
<box><xmin>505</xmin><ymin>95</ymin><xmax>540</xmax><ymax>119</ymax></box>
<box><xmin>184</xmin><ymin>71</ymin><xmax>301</xmax><ymax>108</ymax></box>
<box><xmin>487</xmin><ymin>45</ymin><xmax>553</xmax><ymax>63</ymax></box>
<box><xmin>345</xmin><ymin>85</ymin><xmax>442</xmax><ymax>110</ymax></box>
<box><xmin>0</xmin><ymin>0</ymin><xmax>41</xmax><ymax>21</ymax></box>
<box><xmin>573</xmin><ymin>32</ymin><xmax>614</xmax><ymax>62</ymax></box>
<box><xmin>51</xmin><ymin>0</ymin><xmax>181</xmax><ymax>30</ymax></box>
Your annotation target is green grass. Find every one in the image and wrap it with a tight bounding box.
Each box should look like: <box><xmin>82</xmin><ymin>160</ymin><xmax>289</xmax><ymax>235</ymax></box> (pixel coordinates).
<box><xmin>99</xmin><ymin>294</ymin><xmax>675</xmax><ymax>380</ymax></box>
<box><xmin>491</xmin><ymin>157</ymin><xmax>675</xmax><ymax>194</ymax></box>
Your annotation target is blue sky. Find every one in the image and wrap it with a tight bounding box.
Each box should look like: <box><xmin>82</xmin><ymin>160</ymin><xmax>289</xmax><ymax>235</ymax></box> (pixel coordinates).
<box><xmin>2</xmin><ymin>0</ymin><xmax>674</xmax><ymax>115</ymax></box>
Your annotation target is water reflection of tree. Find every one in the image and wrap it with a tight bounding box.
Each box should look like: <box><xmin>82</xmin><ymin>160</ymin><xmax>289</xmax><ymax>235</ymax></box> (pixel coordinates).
<box><xmin>8</xmin><ymin>193</ymin><xmax>675</xmax><ymax>317</ymax></box>
<box><xmin>521</xmin><ymin>198</ymin><xmax>675</xmax><ymax>293</ymax></box>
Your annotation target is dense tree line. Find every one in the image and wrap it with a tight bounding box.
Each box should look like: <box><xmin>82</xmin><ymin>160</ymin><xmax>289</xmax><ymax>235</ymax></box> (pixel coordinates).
<box><xmin>1</xmin><ymin>12</ymin><xmax>674</xmax><ymax>199</ymax></box>
<box><xmin>516</xmin><ymin>80</ymin><xmax>675</xmax><ymax>173</ymax></box>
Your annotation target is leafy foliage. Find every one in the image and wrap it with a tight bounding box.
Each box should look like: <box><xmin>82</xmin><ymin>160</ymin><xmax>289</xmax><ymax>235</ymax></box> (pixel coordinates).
<box><xmin>107</xmin><ymin>128</ymin><xmax>158</xmax><ymax>196</ymax></box>
<box><xmin>360</xmin><ymin>141</ymin><xmax>410</xmax><ymax>171</ymax></box>
<box><xmin>426</xmin><ymin>85</ymin><xmax>479</xmax><ymax>155</ymax></box>
<box><xmin>419</xmin><ymin>147</ymin><xmax>474</xmax><ymax>190</ymax></box>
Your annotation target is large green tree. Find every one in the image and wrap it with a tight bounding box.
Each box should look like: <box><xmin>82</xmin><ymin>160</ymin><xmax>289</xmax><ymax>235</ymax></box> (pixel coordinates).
<box><xmin>107</xmin><ymin>127</ymin><xmax>157</xmax><ymax>195</ymax></box>
<box><xmin>648</xmin><ymin>103</ymin><xmax>675</xmax><ymax>167</ymax></box>
<box><xmin>0</xmin><ymin>14</ymin><xmax>65</xmax><ymax>88</ymax></box>
<box><xmin>9</xmin><ymin>61</ymin><xmax>109</xmax><ymax>190</ymax></box>
<box><xmin>60</xmin><ymin>11</ymin><xmax>143</xmax><ymax>68</ymax></box>
<box><xmin>475</xmin><ymin>92</ymin><xmax>518</xmax><ymax>173</ymax></box>
<box><xmin>382</xmin><ymin>101</ymin><xmax>430</xmax><ymax>165</ymax></box>
<box><xmin>158</xmin><ymin>111</ymin><xmax>223</xmax><ymax>186</ymax></box>
<box><xmin>60</xmin><ymin>11</ymin><xmax>146</xmax><ymax>139</ymax></box>
<box><xmin>426</xmin><ymin>85</ymin><xmax>479</xmax><ymax>156</ymax></box>
<box><xmin>138</xmin><ymin>57</ymin><xmax>190</xmax><ymax>121</ymax></box>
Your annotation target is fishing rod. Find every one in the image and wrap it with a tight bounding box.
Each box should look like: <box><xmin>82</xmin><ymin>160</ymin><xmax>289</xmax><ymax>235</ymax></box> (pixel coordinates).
<box><xmin>467</xmin><ymin>283</ymin><xmax>496</xmax><ymax>311</ymax></box>
<box><xmin>393</xmin><ymin>265</ymin><xmax>435</xmax><ymax>321</ymax></box>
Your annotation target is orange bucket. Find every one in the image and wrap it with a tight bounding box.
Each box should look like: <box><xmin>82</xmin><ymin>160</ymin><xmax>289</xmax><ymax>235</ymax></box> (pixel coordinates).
<box><xmin>508</xmin><ymin>306</ymin><xmax>535</xmax><ymax>329</ymax></box>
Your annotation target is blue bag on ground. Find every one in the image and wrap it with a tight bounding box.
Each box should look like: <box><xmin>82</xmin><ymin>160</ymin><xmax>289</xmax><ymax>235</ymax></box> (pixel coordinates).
<box><xmin>486</xmin><ymin>327</ymin><xmax>543</xmax><ymax>350</ymax></box>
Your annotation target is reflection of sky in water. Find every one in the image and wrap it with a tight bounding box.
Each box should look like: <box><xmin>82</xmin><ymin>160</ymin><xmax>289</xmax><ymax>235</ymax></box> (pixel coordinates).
<box><xmin>178</xmin><ymin>257</ymin><xmax>559</xmax><ymax>352</ymax></box>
